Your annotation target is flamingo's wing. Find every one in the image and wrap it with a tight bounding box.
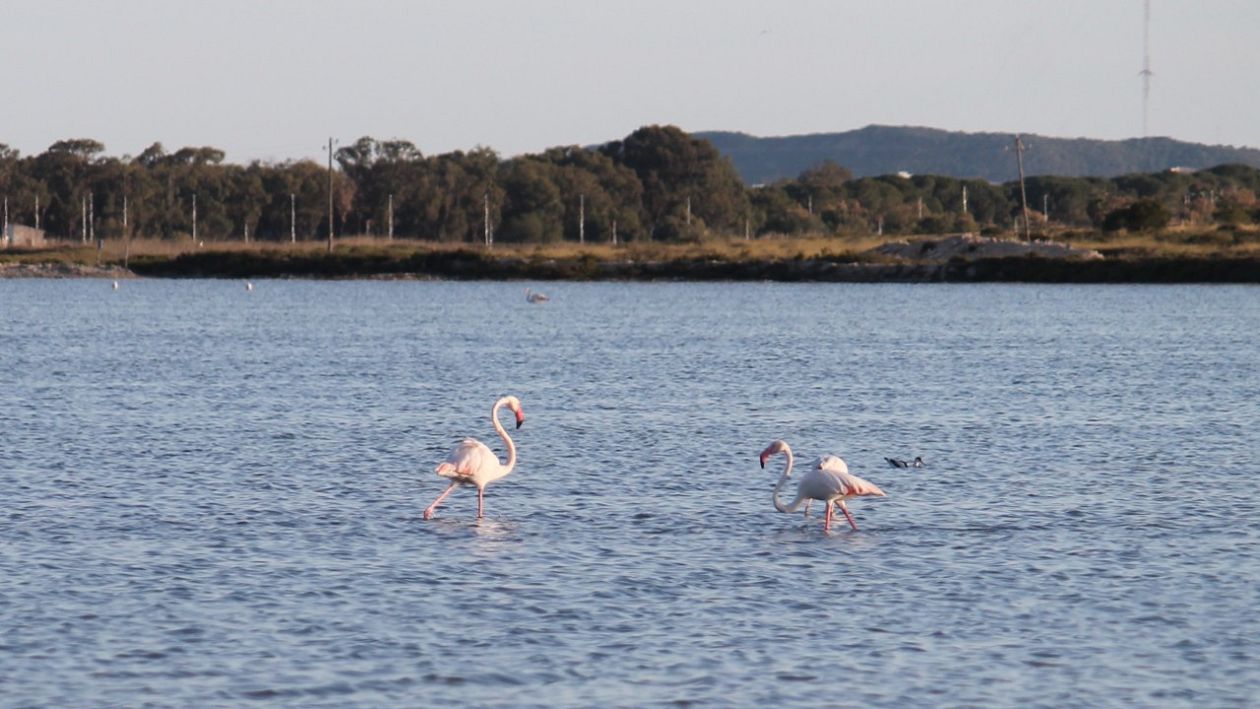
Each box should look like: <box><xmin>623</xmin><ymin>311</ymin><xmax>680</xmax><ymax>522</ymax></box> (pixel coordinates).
<box><xmin>822</xmin><ymin>468</ymin><xmax>887</xmax><ymax>498</ymax></box>
<box><xmin>435</xmin><ymin>438</ymin><xmax>496</xmax><ymax>479</ymax></box>
<box><xmin>796</xmin><ymin>468</ymin><xmax>842</xmax><ymax>501</ymax></box>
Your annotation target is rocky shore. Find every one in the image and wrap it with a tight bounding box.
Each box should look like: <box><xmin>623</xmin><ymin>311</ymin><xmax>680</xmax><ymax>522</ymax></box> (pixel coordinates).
<box><xmin>0</xmin><ymin>262</ymin><xmax>134</xmax><ymax>279</ymax></box>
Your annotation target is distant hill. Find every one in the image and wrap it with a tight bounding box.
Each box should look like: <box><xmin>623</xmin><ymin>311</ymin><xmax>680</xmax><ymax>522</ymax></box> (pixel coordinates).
<box><xmin>696</xmin><ymin>125</ymin><xmax>1260</xmax><ymax>184</ymax></box>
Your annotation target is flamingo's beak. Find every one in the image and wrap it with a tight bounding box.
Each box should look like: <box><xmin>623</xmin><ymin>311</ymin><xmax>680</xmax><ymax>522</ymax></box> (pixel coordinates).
<box><xmin>759</xmin><ymin>452</ymin><xmax>769</xmax><ymax>469</ymax></box>
<box><xmin>515</xmin><ymin>412</ymin><xmax>525</xmax><ymax>429</ymax></box>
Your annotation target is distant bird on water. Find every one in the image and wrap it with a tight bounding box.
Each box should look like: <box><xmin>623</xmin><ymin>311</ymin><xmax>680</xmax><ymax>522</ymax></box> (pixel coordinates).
<box><xmin>760</xmin><ymin>440</ymin><xmax>887</xmax><ymax>532</ymax></box>
<box><xmin>111</xmin><ymin>281</ymin><xmax>119</xmax><ymax>290</ymax></box>
<box><xmin>885</xmin><ymin>456</ymin><xmax>925</xmax><ymax>468</ymax></box>
<box><xmin>525</xmin><ymin>288</ymin><xmax>550</xmax><ymax>303</ymax></box>
<box><xmin>245</xmin><ymin>281</ymin><xmax>254</xmax><ymax>291</ymax></box>
<box><xmin>424</xmin><ymin>395</ymin><xmax>525</xmax><ymax>521</ymax></box>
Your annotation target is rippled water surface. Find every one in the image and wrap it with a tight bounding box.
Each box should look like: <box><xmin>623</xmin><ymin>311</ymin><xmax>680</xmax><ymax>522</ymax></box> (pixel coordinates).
<box><xmin>2</xmin><ymin>279</ymin><xmax>1259</xmax><ymax>706</ymax></box>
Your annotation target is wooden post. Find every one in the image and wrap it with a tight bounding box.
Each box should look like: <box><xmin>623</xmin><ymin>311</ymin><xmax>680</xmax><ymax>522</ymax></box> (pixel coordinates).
<box><xmin>327</xmin><ymin>137</ymin><xmax>335</xmax><ymax>253</ymax></box>
<box><xmin>1014</xmin><ymin>135</ymin><xmax>1031</xmax><ymax>242</ymax></box>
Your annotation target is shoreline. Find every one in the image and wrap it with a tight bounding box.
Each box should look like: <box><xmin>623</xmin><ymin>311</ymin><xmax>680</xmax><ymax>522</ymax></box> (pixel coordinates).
<box><xmin>3</xmin><ymin>234</ymin><xmax>1258</xmax><ymax>283</ymax></box>
<box><xmin>3</xmin><ymin>254</ymin><xmax>1257</xmax><ymax>284</ymax></box>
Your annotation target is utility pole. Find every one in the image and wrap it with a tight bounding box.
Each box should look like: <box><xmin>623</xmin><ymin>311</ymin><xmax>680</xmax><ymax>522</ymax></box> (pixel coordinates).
<box><xmin>387</xmin><ymin>193</ymin><xmax>394</xmax><ymax>241</ymax></box>
<box><xmin>123</xmin><ymin>192</ymin><xmax>130</xmax><ymax>269</ymax></box>
<box><xmin>290</xmin><ymin>194</ymin><xmax>296</xmax><ymax>243</ymax></box>
<box><xmin>578</xmin><ymin>194</ymin><xmax>585</xmax><ymax>244</ymax></box>
<box><xmin>326</xmin><ymin>137</ymin><xmax>335</xmax><ymax>253</ymax></box>
<box><xmin>1014</xmin><ymin>135</ymin><xmax>1031</xmax><ymax>242</ymax></box>
<box><xmin>483</xmin><ymin>192</ymin><xmax>492</xmax><ymax>247</ymax></box>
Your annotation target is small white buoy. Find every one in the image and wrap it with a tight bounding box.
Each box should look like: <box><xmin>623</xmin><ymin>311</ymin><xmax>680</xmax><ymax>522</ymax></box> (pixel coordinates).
<box><xmin>246</xmin><ymin>281</ymin><xmax>254</xmax><ymax>291</ymax></box>
<box><xmin>112</xmin><ymin>281</ymin><xmax>119</xmax><ymax>290</ymax></box>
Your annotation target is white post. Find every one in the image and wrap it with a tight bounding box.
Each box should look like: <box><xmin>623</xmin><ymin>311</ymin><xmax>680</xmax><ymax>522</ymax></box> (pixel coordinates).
<box><xmin>326</xmin><ymin>137</ymin><xmax>335</xmax><ymax>254</ymax></box>
<box><xmin>123</xmin><ymin>193</ymin><xmax>130</xmax><ymax>268</ymax></box>
<box><xmin>484</xmin><ymin>192</ymin><xmax>491</xmax><ymax>247</ymax></box>
<box><xmin>290</xmin><ymin>194</ymin><xmax>296</xmax><ymax>243</ymax></box>
<box><xmin>578</xmin><ymin>194</ymin><xmax>585</xmax><ymax>244</ymax></box>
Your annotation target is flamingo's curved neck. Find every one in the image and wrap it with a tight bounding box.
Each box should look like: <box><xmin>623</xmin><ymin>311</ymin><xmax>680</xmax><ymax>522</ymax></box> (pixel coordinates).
<box><xmin>491</xmin><ymin>398</ymin><xmax>517</xmax><ymax>474</ymax></box>
<box><xmin>772</xmin><ymin>447</ymin><xmax>798</xmax><ymax>513</ymax></box>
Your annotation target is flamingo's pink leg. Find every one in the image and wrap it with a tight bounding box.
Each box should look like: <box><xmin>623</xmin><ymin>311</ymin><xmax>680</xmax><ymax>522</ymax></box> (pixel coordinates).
<box><xmin>477</xmin><ymin>487</ymin><xmax>486</xmax><ymax>518</ymax></box>
<box><xmin>838</xmin><ymin>501</ymin><xmax>859</xmax><ymax>530</ymax></box>
<box><xmin>823</xmin><ymin>502</ymin><xmax>833</xmax><ymax>532</ymax></box>
<box><xmin>423</xmin><ymin>482</ymin><xmax>458</xmax><ymax>520</ymax></box>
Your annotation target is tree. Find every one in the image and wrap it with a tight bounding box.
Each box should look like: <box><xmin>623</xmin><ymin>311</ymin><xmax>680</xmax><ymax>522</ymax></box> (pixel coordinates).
<box><xmin>1103</xmin><ymin>198</ymin><xmax>1170</xmax><ymax>232</ymax></box>
<box><xmin>496</xmin><ymin>159</ymin><xmax>564</xmax><ymax>243</ymax></box>
<box><xmin>602</xmin><ymin>125</ymin><xmax>748</xmax><ymax>239</ymax></box>
<box><xmin>29</xmin><ymin>140</ymin><xmax>106</xmax><ymax>238</ymax></box>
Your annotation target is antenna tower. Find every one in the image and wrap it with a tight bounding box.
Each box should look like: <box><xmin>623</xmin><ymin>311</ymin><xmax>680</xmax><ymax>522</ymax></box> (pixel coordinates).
<box><xmin>1141</xmin><ymin>0</ymin><xmax>1153</xmax><ymax>136</ymax></box>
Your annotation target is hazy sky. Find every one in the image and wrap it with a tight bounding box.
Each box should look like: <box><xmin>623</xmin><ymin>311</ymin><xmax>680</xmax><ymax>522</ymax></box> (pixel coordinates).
<box><xmin>3</xmin><ymin>0</ymin><xmax>1257</xmax><ymax>164</ymax></box>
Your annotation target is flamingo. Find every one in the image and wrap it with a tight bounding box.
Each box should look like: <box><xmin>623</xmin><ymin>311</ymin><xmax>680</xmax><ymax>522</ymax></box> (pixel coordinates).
<box><xmin>760</xmin><ymin>440</ymin><xmax>887</xmax><ymax>532</ymax></box>
<box><xmin>525</xmin><ymin>288</ymin><xmax>550</xmax><ymax>303</ymax></box>
<box><xmin>423</xmin><ymin>395</ymin><xmax>525</xmax><ymax>520</ymax></box>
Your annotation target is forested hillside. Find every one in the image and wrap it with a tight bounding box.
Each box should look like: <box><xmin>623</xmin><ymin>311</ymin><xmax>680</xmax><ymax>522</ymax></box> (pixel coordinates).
<box><xmin>698</xmin><ymin>126</ymin><xmax>1260</xmax><ymax>184</ymax></box>
<box><xmin>4</xmin><ymin>125</ymin><xmax>1260</xmax><ymax>244</ymax></box>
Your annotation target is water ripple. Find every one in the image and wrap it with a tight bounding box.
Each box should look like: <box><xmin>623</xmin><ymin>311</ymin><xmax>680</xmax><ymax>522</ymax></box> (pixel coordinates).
<box><xmin>1</xmin><ymin>280</ymin><xmax>1258</xmax><ymax>706</ymax></box>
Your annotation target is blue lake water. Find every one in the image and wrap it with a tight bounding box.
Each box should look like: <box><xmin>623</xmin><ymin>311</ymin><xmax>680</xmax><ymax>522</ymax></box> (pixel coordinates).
<box><xmin>1</xmin><ymin>279</ymin><xmax>1258</xmax><ymax>706</ymax></box>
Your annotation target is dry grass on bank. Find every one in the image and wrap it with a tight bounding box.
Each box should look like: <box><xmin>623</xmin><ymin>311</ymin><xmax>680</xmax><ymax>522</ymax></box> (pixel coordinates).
<box><xmin>4</xmin><ymin>228</ymin><xmax>1258</xmax><ymax>267</ymax></box>
<box><xmin>1067</xmin><ymin>226</ymin><xmax>1260</xmax><ymax>258</ymax></box>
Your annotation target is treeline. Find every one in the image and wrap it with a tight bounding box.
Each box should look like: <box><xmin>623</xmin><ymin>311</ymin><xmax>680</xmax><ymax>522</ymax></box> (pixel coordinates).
<box><xmin>3</xmin><ymin>126</ymin><xmax>1259</xmax><ymax>244</ymax></box>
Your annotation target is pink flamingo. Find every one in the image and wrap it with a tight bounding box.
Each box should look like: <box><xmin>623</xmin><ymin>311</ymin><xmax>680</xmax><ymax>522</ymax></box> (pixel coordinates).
<box><xmin>759</xmin><ymin>440</ymin><xmax>887</xmax><ymax>532</ymax></box>
<box><xmin>423</xmin><ymin>396</ymin><xmax>525</xmax><ymax>520</ymax></box>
